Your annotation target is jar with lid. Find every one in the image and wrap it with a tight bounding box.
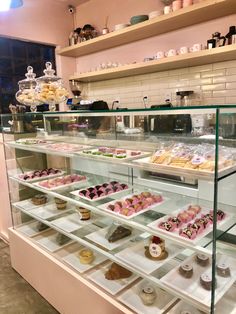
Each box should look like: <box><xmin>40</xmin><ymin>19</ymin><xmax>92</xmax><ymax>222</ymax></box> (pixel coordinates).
<box><xmin>15</xmin><ymin>66</ymin><xmax>38</xmax><ymax>112</ymax></box>
<box><xmin>36</xmin><ymin>62</ymin><xmax>69</xmax><ymax>111</ymax></box>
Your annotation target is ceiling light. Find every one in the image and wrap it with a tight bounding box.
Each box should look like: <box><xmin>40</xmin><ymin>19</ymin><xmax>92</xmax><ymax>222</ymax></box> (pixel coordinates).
<box><xmin>10</xmin><ymin>0</ymin><xmax>23</xmax><ymax>8</ymax></box>
<box><xmin>0</xmin><ymin>0</ymin><xmax>11</xmax><ymax>11</ymax></box>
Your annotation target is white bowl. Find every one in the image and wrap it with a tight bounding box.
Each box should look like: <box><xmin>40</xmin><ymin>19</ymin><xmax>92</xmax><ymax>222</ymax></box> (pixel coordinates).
<box><xmin>114</xmin><ymin>23</ymin><xmax>130</xmax><ymax>31</ymax></box>
<box><xmin>148</xmin><ymin>10</ymin><xmax>163</xmax><ymax>19</ymax></box>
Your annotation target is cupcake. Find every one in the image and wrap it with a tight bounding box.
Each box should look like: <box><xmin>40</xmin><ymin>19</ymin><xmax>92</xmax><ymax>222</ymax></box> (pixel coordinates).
<box><xmin>79</xmin><ymin>249</ymin><xmax>94</xmax><ymax>264</ymax></box>
<box><xmin>54</xmin><ymin>197</ymin><xmax>67</xmax><ymax>210</ymax></box>
<box><xmin>76</xmin><ymin>207</ymin><xmax>91</xmax><ymax>220</ymax></box>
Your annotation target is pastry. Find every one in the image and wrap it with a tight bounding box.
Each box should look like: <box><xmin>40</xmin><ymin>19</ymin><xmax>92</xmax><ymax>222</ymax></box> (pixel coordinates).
<box><xmin>216</xmin><ymin>263</ymin><xmax>231</xmax><ymax>277</ymax></box>
<box><xmin>145</xmin><ymin>236</ymin><xmax>168</xmax><ymax>260</ymax></box>
<box><xmin>159</xmin><ymin>221</ymin><xmax>175</xmax><ymax>232</ymax></box>
<box><xmin>77</xmin><ymin>207</ymin><xmax>91</xmax><ymax>220</ymax></box>
<box><xmin>105</xmin><ymin>263</ymin><xmax>132</xmax><ymax>280</ymax></box>
<box><xmin>54</xmin><ymin>198</ymin><xmax>67</xmax><ymax>210</ymax></box>
<box><xmin>179</xmin><ymin>263</ymin><xmax>193</xmax><ymax>278</ymax></box>
<box><xmin>106</xmin><ymin>225</ymin><xmax>132</xmax><ymax>243</ymax></box>
<box><xmin>179</xmin><ymin>227</ymin><xmax>197</xmax><ymax>240</ymax></box>
<box><xmin>56</xmin><ymin>233</ymin><xmax>70</xmax><ymax>245</ymax></box>
<box><xmin>139</xmin><ymin>285</ymin><xmax>157</xmax><ymax>305</ymax></box>
<box><xmin>200</xmin><ymin>273</ymin><xmax>215</xmax><ymax>290</ymax></box>
<box><xmin>196</xmin><ymin>253</ymin><xmax>210</xmax><ymax>266</ymax></box>
<box><xmin>79</xmin><ymin>249</ymin><xmax>94</xmax><ymax>264</ymax></box>
<box><xmin>36</xmin><ymin>222</ymin><xmax>49</xmax><ymax>232</ymax></box>
<box><xmin>31</xmin><ymin>194</ymin><xmax>47</xmax><ymax>205</ymax></box>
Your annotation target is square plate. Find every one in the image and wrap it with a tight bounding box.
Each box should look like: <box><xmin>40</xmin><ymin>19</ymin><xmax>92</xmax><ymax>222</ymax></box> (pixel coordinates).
<box><xmin>16</xmin><ymin>221</ymin><xmax>44</xmax><ymax>237</ymax></box>
<box><xmin>62</xmin><ymin>249</ymin><xmax>107</xmax><ymax>273</ymax></box>
<box><xmin>85</xmin><ymin>226</ymin><xmax>140</xmax><ymax>251</ymax></box>
<box><xmin>87</xmin><ymin>262</ymin><xmax>139</xmax><ymax>295</ymax></box>
<box><xmin>118</xmin><ymin>279</ymin><xmax>176</xmax><ymax>314</ymax></box>
<box><xmin>51</xmin><ymin>213</ymin><xmax>98</xmax><ymax>233</ymax></box>
<box><xmin>45</xmin><ymin>143</ymin><xmax>92</xmax><ymax>152</ymax></box>
<box><xmin>29</xmin><ymin>204</ymin><xmax>70</xmax><ymax>220</ymax></box>
<box><xmin>115</xmin><ymin>240</ymin><xmax>183</xmax><ymax>275</ymax></box>
<box><xmin>13</xmin><ymin>199</ymin><xmax>40</xmax><ymax>211</ymax></box>
<box><xmin>15</xmin><ymin>169</ymin><xmax>65</xmax><ymax>183</ymax></box>
<box><xmin>35</xmin><ymin>232</ymin><xmax>74</xmax><ymax>252</ymax></box>
<box><xmin>33</xmin><ymin>175</ymin><xmax>87</xmax><ymax>191</ymax></box>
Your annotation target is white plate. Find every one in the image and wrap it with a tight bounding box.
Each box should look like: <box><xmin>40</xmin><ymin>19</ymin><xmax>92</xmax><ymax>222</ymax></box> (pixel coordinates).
<box><xmin>45</xmin><ymin>143</ymin><xmax>91</xmax><ymax>152</ymax></box>
<box><xmin>29</xmin><ymin>203</ymin><xmax>70</xmax><ymax>220</ymax></box>
<box><xmin>16</xmin><ymin>221</ymin><xmax>45</xmax><ymax>237</ymax></box>
<box><xmin>87</xmin><ymin>262</ymin><xmax>139</xmax><ymax>295</ymax></box>
<box><xmin>148</xmin><ymin>205</ymin><xmax>233</xmax><ymax>246</ymax></box>
<box><xmin>33</xmin><ymin>175</ymin><xmax>87</xmax><ymax>191</ymax></box>
<box><xmin>167</xmin><ymin>300</ymin><xmax>203</xmax><ymax>314</ymax></box>
<box><xmin>98</xmin><ymin>192</ymin><xmax>165</xmax><ymax>220</ymax></box>
<box><xmin>161</xmin><ymin>253</ymin><xmax>236</xmax><ymax>307</ymax></box>
<box><xmin>15</xmin><ymin>169</ymin><xmax>65</xmax><ymax>183</ymax></box>
<box><xmin>51</xmin><ymin>213</ymin><xmax>98</xmax><ymax>233</ymax></box>
<box><xmin>36</xmin><ymin>232</ymin><xmax>73</xmax><ymax>252</ymax></box>
<box><xmin>63</xmin><ymin>249</ymin><xmax>107</xmax><ymax>273</ymax></box>
<box><xmin>118</xmin><ymin>279</ymin><xmax>176</xmax><ymax>314</ymax></box>
<box><xmin>115</xmin><ymin>240</ymin><xmax>183</xmax><ymax>275</ymax></box>
<box><xmin>70</xmin><ymin>184</ymin><xmax>131</xmax><ymax>203</ymax></box>
<box><xmin>85</xmin><ymin>226</ymin><xmax>140</xmax><ymax>251</ymax></box>
<box><xmin>13</xmin><ymin>199</ymin><xmax>40</xmax><ymax>211</ymax></box>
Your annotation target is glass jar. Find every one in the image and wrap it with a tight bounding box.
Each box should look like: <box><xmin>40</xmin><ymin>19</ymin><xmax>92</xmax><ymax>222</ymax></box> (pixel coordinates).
<box><xmin>15</xmin><ymin>66</ymin><xmax>38</xmax><ymax>112</ymax></box>
<box><xmin>36</xmin><ymin>62</ymin><xmax>69</xmax><ymax>111</ymax></box>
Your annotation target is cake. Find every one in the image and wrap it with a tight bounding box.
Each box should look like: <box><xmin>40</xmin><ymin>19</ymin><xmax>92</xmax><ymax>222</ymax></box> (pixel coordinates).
<box><xmin>36</xmin><ymin>222</ymin><xmax>49</xmax><ymax>232</ymax></box>
<box><xmin>105</xmin><ymin>263</ymin><xmax>132</xmax><ymax>280</ymax></box>
<box><xmin>179</xmin><ymin>227</ymin><xmax>197</xmax><ymax>240</ymax></box>
<box><xmin>196</xmin><ymin>253</ymin><xmax>210</xmax><ymax>267</ymax></box>
<box><xmin>79</xmin><ymin>249</ymin><xmax>94</xmax><ymax>264</ymax></box>
<box><xmin>139</xmin><ymin>285</ymin><xmax>157</xmax><ymax>305</ymax></box>
<box><xmin>56</xmin><ymin>233</ymin><xmax>70</xmax><ymax>245</ymax></box>
<box><xmin>54</xmin><ymin>197</ymin><xmax>67</xmax><ymax>210</ymax></box>
<box><xmin>76</xmin><ymin>207</ymin><xmax>91</xmax><ymax>220</ymax></box>
<box><xmin>200</xmin><ymin>273</ymin><xmax>215</xmax><ymax>290</ymax></box>
<box><xmin>31</xmin><ymin>194</ymin><xmax>47</xmax><ymax>205</ymax></box>
<box><xmin>106</xmin><ymin>225</ymin><xmax>132</xmax><ymax>243</ymax></box>
<box><xmin>179</xmin><ymin>263</ymin><xmax>193</xmax><ymax>278</ymax></box>
<box><xmin>216</xmin><ymin>263</ymin><xmax>231</xmax><ymax>277</ymax></box>
<box><xmin>144</xmin><ymin>236</ymin><xmax>168</xmax><ymax>260</ymax></box>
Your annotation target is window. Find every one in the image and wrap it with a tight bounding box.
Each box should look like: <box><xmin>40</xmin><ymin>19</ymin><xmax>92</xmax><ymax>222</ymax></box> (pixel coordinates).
<box><xmin>0</xmin><ymin>37</ymin><xmax>55</xmax><ymax>113</ymax></box>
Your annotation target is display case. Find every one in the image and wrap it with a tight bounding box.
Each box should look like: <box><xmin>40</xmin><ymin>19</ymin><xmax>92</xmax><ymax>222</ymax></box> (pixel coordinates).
<box><xmin>2</xmin><ymin>106</ymin><xmax>236</xmax><ymax>314</ymax></box>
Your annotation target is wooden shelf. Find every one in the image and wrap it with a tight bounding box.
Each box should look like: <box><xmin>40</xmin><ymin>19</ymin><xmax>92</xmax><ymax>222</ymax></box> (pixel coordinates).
<box><xmin>57</xmin><ymin>0</ymin><xmax>236</xmax><ymax>58</ymax></box>
<box><xmin>70</xmin><ymin>45</ymin><xmax>236</xmax><ymax>82</ymax></box>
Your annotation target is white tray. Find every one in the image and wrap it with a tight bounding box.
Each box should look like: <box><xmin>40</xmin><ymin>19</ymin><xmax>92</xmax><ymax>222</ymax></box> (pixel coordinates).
<box><xmin>35</xmin><ymin>231</ymin><xmax>74</xmax><ymax>252</ymax></box>
<box><xmin>148</xmin><ymin>205</ymin><xmax>233</xmax><ymax>245</ymax></box>
<box><xmin>16</xmin><ymin>221</ymin><xmax>46</xmax><ymax>237</ymax></box>
<box><xmin>161</xmin><ymin>253</ymin><xmax>236</xmax><ymax>307</ymax></box>
<box><xmin>29</xmin><ymin>203</ymin><xmax>70</xmax><ymax>220</ymax></box>
<box><xmin>45</xmin><ymin>143</ymin><xmax>92</xmax><ymax>152</ymax></box>
<box><xmin>85</xmin><ymin>226</ymin><xmax>140</xmax><ymax>251</ymax></box>
<box><xmin>118</xmin><ymin>279</ymin><xmax>176</xmax><ymax>314</ymax></box>
<box><xmin>98</xmin><ymin>192</ymin><xmax>165</xmax><ymax>220</ymax></box>
<box><xmin>70</xmin><ymin>184</ymin><xmax>131</xmax><ymax>203</ymax></box>
<box><xmin>33</xmin><ymin>175</ymin><xmax>87</xmax><ymax>191</ymax></box>
<box><xmin>15</xmin><ymin>169</ymin><xmax>65</xmax><ymax>183</ymax></box>
<box><xmin>115</xmin><ymin>240</ymin><xmax>183</xmax><ymax>275</ymax></box>
<box><xmin>62</xmin><ymin>248</ymin><xmax>107</xmax><ymax>273</ymax></box>
<box><xmin>13</xmin><ymin>199</ymin><xmax>43</xmax><ymax>211</ymax></box>
<box><xmin>51</xmin><ymin>213</ymin><xmax>98</xmax><ymax>233</ymax></box>
<box><xmin>87</xmin><ymin>262</ymin><xmax>139</xmax><ymax>295</ymax></box>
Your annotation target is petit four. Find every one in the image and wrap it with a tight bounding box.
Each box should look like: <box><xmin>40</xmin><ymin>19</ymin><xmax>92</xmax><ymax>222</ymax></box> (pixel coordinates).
<box><xmin>145</xmin><ymin>236</ymin><xmax>168</xmax><ymax>261</ymax></box>
<box><xmin>196</xmin><ymin>253</ymin><xmax>210</xmax><ymax>267</ymax></box>
<box><xmin>139</xmin><ymin>285</ymin><xmax>157</xmax><ymax>306</ymax></box>
<box><xmin>19</xmin><ymin>168</ymin><xmax>62</xmax><ymax>181</ymax></box>
<box><xmin>159</xmin><ymin>221</ymin><xmax>174</xmax><ymax>232</ymax></box>
<box><xmin>216</xmin><ymin>263</ymin><xmax>231</xmax><ymax>277</ymax></box>
<box><xmin>76</xmin><ymin>207</ymin><xmax>91</xmax><ymax>220</ymax></box>
<box><xmin>79</xmin><ymin>249</ymin><xmax>94</xmax><ymax>264</ymax></box>
<box><xmin>179</xmin><ymin>263</ymin><xmax>193</xmax><ymax>278</ymax></box>
<box><xmin>105</xmin><ymin>263</ymin><xmax>132</xmax><ymax>280</ymax></box>
<box><xmin>179</xmin><ymin>227</ymin><xmax>197</xmax><ymax>240</ymax></box>
<box><xmin>54</xmin><ymin>198</ymin><xmax>67</xmax><ymax>210</ymax></box>
<box><xmin>106</xmin><ymin>225</ymin><xmax>132</xmax><ymax>243</ymax></box>
<box><xmin>39</xmin><ymin>174</ymin><xmax>86</xmax><ymax>189</ymax></box>
<box><xmin>31</xmin><ymin>194</ymin><xmax>47</xmax><ymax>205</ymax></box>
<box><xmin>56</xmin><ymin>233</ymin><xmax>71</xmax><ymax>246</ymax></box>
<box><xmin>200</xmin><ymin>273</ymin><xmax>215</xmax><ymax>290</ymax></box>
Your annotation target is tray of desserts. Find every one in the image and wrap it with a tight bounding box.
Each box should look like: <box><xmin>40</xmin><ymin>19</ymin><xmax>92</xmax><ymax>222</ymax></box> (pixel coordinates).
<box><xmin>78</xmin><ymin>146</ymin><xmax>151</xmax><ymax>162</ymax></box>
<box><xmin>70</xmin><ymin>181</ymin><xmax>130</xmax><ymax>202</ymax></box>
<box><xmin>44</xmin><ymin>142</ymin><xmax>92</xmax><ymax>153</ymax></box>
<box><xmin>115</xmin><ymin>236</ymin><xmax>183</xmax><ymax>275</ymax></box>
<box><xmin>98</xmin><ymin>191</ymin><xmax>165</xmax><ymax>219</ymax></box>
<box><xmin>15</xmin><ymin>138</ymin><xmax>53</xmax><ymax>146</ymax></box>
<box><xmin>160</xmin><ymin>252</ymin><xmax>236</xmax><ymax>307</ymax></box>
<box><xmin>148</xmin><ymin>205</ymin><xmax>231</xmax><ymax>245</ymax></box>
<box><xmin>33</xmin><ymin>174</ymin><xmax>87</xmax><ymax>191</ymax></box>
<box><xmin>118</xmin><ymin>279</ymin><xmax>176</xmax><ymax>314</ymax></box>
<box><xmin>16</xmin><ymin>221</ymin><xmax>49</xmax><ymax>237</ymax></box>
<box><xmin>34</xmin><ymin>230</ymin><xmax>74</xmax><ymax>252</ymax></box>
<box><xmin>87</xmin><ymin>261</ymin><xmax>139</xmax><ymax>296</ymax></box>
<box><xmin>15</xmin><ymin>168</ymin><xmax>65</xmax><ymax>183</ymax></box>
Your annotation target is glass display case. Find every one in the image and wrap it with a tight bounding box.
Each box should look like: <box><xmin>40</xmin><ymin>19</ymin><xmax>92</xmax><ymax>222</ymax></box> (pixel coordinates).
<box><xmin>2</xmin><ymin>105</ymin><xmax>236</xmax><ymax>314</ymax></box>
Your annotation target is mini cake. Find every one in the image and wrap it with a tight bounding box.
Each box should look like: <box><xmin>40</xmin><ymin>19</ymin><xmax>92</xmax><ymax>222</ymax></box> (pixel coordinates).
<box><xmin>168</xmin><ymin>216</ymin><xmax>182</xmax><ymax>228</ymax></box>
<box><xmin>144</xmin><ymin>236</ymin><xmax>168</xmax><ymax>261</ymax></box>
<box><xmin>196</xmin><ymin>253</ymin><xmax>210</xmax><ymax>267</ymax></box>
<box><xmin>106</xmin><ymin>225</ymin><xmax>132</xmax><ymax>243</ymax></box>
<box><xmin>216</xmin><ymin>263</ymin><xmax>231</xmax><ymax>277</ymax></box>
<box><xmin>200</xmin><ymin>273</ymin><xmax>215</xmax><ymax>290</ymax></box>
<box><xmin>77</xmin><ymin>207</ymin><xmax>91</xmax><ymax>220</ymax></box>
<box><xmin>54</xmin><ymin>197</ymin><xmax>67</xmax><ymax>210</ymax></box>
<box><xmin>179</xmin><ymin>263</ymin><xmax>193</xmax><ymax>278</ymax></box>
<box><xmin>31</xmin><ymin>194</ymin><xmax>47</xmax><ymax>205</ymax></box>
<box><xmin>158</xmin><ymin>221</ymin><xmax>175</xmax><ymax>232</ymax></box>
<box><xmin>79</xmin><ymin>249</ymin><xmax>94</xmax><ymax>264</ymax></box>
<box><xmin>36</xmin><ymin>222</ymin><xmax>49</xmax><ymax>232</ymax></box>
<box><xmin>179</xmin><ymin>227</ymin><xmax>197</xmax><ymax>240</ymax></box>
<box><xmin>56</xmin><ymin>233</ymin><xmax>70</xmax><ymax>246</ymax></box>
<box><xmin>105</xmin><ymin>263</ymin><xmax>132</xmax><ymax>280</ymax></box>
<box><xmin>139</xmin><ymin>285</ymin><xmax>157</xmax><ymax>306</ymax></box>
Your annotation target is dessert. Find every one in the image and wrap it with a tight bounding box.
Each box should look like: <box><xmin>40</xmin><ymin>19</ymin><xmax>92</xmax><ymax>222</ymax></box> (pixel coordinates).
<box><xmin>105</xmin><ymin>263</ymin><xmax>132</xmax><ymax>280</ymax></box>
<box><xmin>179</xmin><ymin>227</ymin><xmax>197</xmax><ymax>240</ymax></box>
<box><xmin>19</xmin><ymin>168</ymin><xmax>62</xmax><ymax>181</ymax></box>
<box><xmin>76</xmin><ymin>207</ymin><xmax>91</xmax><ymax>220</ymax></box>
<box><xmin>216</xmin><ymin>263</ymin><xmax>231</xmax><ymax>277</ymax></box>
<box><xmin>45</xmin><ymin>142</ymin><xmax>82</xmax><ymax>152</ymax></box>
<box><xmin>139</xmin><ymin>285</ymin><xmax>157</xmax><ymax>306</ymax></box>
<box><xmin>145</xmin><ymin>236</ymin><xmax>168</xmax><ymax>260</ymax></box>
<box><xmin>38</xmin><ymin>174</ymin><xmax>86</xmax><ymax>189</ymax></box>
<box><xmin>54</xmin><ymin>198</ymin><xmax>67</xmax><ymax>210</ymax></box>
<box><xmin>179</xmin><ymin>263</ymin><xmax>193</xmax><ymax>278</ymax></box>
<box><xmin>200</xmin><ymin>273</ymin><xmax>215</xmax><ymax>290</ymax></box>
<box><xmin>79</xmin><ymin>249</ymin><xmax>94</xmax><ymax>264</ymax></box>
<box><xmin>196</xmin><ymin>253</ymin><xmax>210</xmax><ymax>267</ymax></box>
<box><xmin>56</xmin><ymin>233</ymin><xmax>71</xmax><ymax>246</ymax></box>
<box><xmin>31</xmin><ymin>194</ymin><xmax>47</xmax><ymax>205</ymax></box>
<box><xmin>36</xmin><ymin>222</ymin><xmax>49</xmax><ymax>232</ymax></box>
<box><xmin>159</xmin><ymin>221</ymin><xmax>174</xmax><ymax>232</ymax></box>
<box><xmin>106</xmin><ymin>225</ymin><xmax>132</xmax><ymax>243</ymax></box>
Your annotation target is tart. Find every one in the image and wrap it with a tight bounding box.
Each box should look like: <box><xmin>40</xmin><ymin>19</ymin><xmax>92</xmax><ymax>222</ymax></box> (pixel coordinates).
<box><xmin>79</xmin><ymin>249</ymin><xmax>94</xmax><ymax>264</ymax></box>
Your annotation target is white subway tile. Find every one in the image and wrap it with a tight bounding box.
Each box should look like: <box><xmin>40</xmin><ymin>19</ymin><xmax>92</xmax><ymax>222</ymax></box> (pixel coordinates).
<box><xmin>203</xmin><ymin>97</ymin><xmax>226</xmax><ymax>105</ymax></box>
<box><xmin>225</xmin><ymin>97</ymin><xmax>236</xmax><ymax>104</ymax></box>
<box><xmin>179</xmin><ymin>73</ymin><xmax>201</xmax><ymax>80</ymax></box>
<box><xmin>201</xmin><ymin>84</ymin><xmax>225</xmax><ymax>91</ymax></box>
<box><xmin>214</xmin><ymin>90</ymin><xmax>236</xmax><ymax>97</ymax></box>
<box><xmin>213</xmin><ymin>75</ymin><xmax>236</xmax><ymax>84</ymax></box>
<box><xmin>189</xmin><ymin>78</ymin><xmax>212</xmax><ymax>86</ymax></box>
<box><xmin>169</xmin><ymin>68</ymin><xmax>189</xmax><ymax>75</ymax></box>
<box><xmin>189</xmin><ymin>64</ymin><xmax>213</xmax><ymax>73</ymax></box>
<box><xmin>213</xmin><ymin>60</ymin><xmax>236</xmax><ymax>70</ymax></box>
<box><xmin>169</xmin><ymin>81</ymin><xmax>189</xmax><ymax>88</ymax></box>
<box><xmin>201</xmin><ymin>69</ymin><xmax>226</xmax><ymax>78</ymax></box>
<box><xmin>226</xmin><ymin>82</ymin><xmax>236</xmax><ymax>90</ymax></box>
<box><xmin>226</xmin><ymin>68</ymin><xmax>236</xmax><ymax>75</ymax></box>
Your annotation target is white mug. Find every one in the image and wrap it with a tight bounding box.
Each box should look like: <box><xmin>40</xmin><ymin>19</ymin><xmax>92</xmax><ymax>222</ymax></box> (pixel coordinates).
<box><xmin>190</xmin><ymin>43</ymin><xmax>203</xmax><ymax>52</ymax></box>
<box><xmin>155</xmin><ymin>51</ymin><xmax>165</xmax><ymax>59</ymax></box>
<box><xmin>165</xmin><ymin>49</ymin><xmax>177</xmax><ymax>57</ymax></box>
<box><xmin>178</xmin><ymin>46</ymin><xmax>189</xmax><ymax>54</ymax></box>
<box><xmin>164</xmin><ymin>5</ymin><xmax>172</xmax><ymax>14</ymax></box>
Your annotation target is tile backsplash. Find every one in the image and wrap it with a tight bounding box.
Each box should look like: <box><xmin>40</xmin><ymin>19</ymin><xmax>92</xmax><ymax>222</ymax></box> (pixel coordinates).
<box><xmin>84</xmin><ymin>60</ymin><xmax>236</xmax><ymax>108</ymax></box>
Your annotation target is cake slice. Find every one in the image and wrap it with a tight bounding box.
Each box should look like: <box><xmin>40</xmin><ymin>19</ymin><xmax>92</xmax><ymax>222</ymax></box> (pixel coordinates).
<box><xmin>106</xmin><ymin>225</ymin><xmax>132</xmax><ymax>243</ymax></box>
